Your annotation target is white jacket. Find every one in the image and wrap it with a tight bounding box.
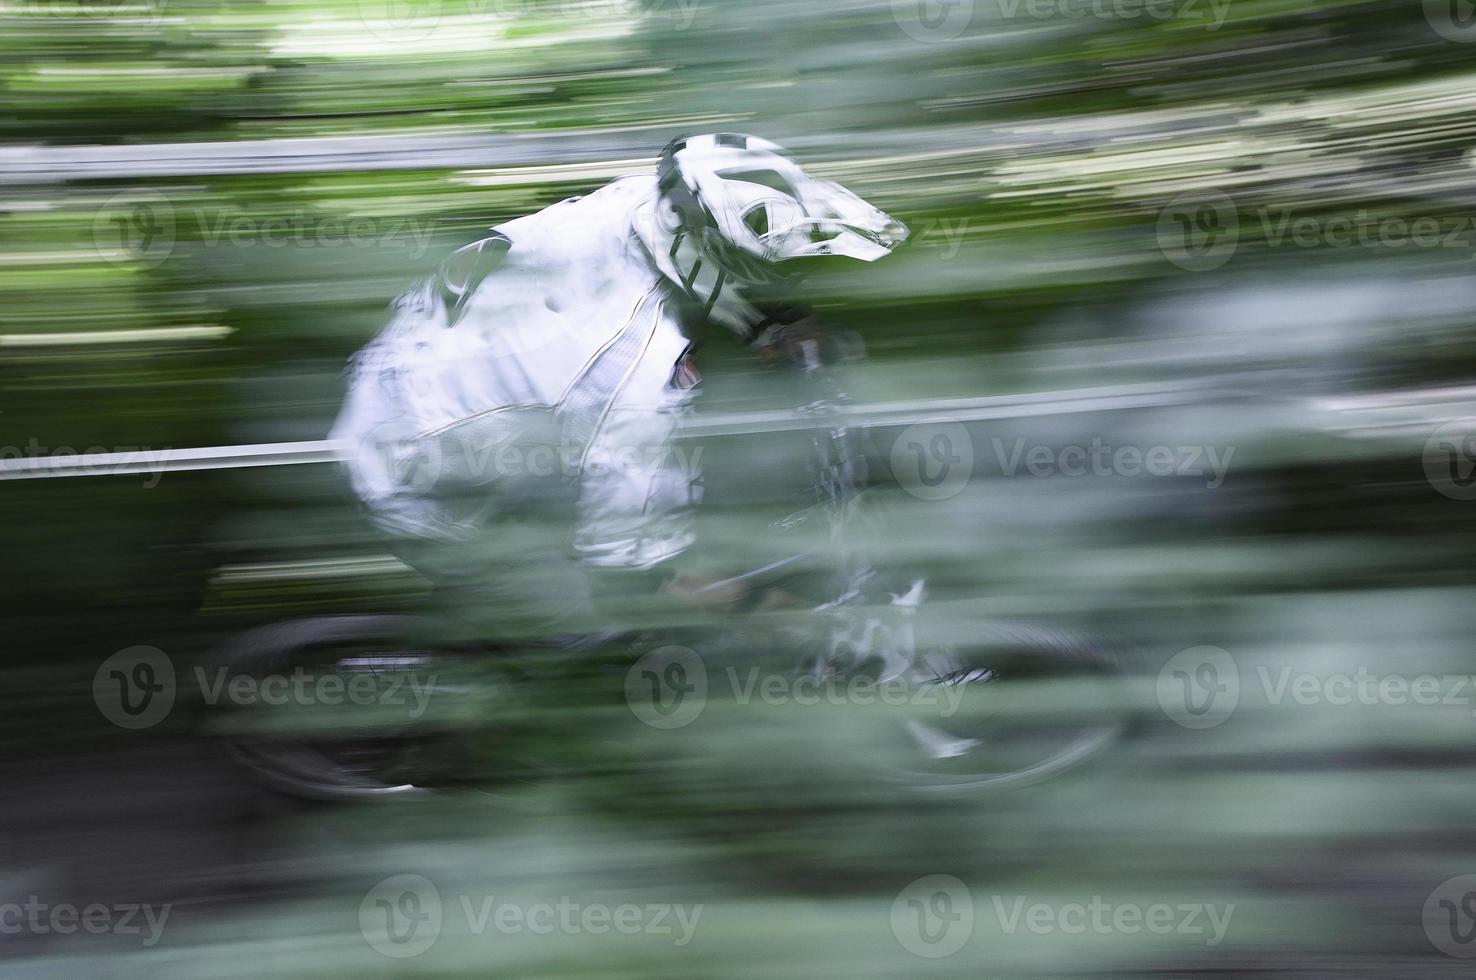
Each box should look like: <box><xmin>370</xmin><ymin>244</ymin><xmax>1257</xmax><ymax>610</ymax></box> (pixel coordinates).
<box><xmin>331</xmin><ymin>175</ymin><xmax>701</xmax><ymax>570</ymax></box>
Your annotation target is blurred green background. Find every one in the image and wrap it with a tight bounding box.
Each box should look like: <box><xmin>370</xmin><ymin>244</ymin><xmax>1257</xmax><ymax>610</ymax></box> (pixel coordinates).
<box><xmin>4</xmin><ymin>0</ymin><xmax>1476</xmax><ymax>974</ymax></box>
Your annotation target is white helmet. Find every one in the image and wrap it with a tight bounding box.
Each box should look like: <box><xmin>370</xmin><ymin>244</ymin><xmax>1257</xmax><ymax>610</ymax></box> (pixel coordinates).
<box><xmin>636</xmin><ymin>133</ymin><xmax>908</xmax><ymax>336</ymax></box>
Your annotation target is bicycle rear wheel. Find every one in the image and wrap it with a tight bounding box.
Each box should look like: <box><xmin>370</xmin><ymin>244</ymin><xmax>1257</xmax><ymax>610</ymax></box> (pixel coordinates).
<box><xmin>205</xmin><ymin>615</ymin><xmax>464</xmax><ymax>802</ymax></box>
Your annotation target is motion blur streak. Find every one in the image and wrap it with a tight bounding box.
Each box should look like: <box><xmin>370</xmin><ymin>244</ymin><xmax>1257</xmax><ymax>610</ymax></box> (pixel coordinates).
<box><xmin>3</xmin><ymin>0</ymin><xmax>1476</xmax><ymax>976</ymax></box>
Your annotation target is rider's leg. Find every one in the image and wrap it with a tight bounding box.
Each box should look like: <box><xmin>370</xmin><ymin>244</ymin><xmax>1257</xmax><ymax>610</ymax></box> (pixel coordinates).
<box><xmin>390</xmin><ymin>411</ymin><xmax>602</xmax><ymax>645</ymax></box>
<box><xmin>403</xmin><ymin>527</ymin><xmax>601</xmax><ymax>644</ymax></box>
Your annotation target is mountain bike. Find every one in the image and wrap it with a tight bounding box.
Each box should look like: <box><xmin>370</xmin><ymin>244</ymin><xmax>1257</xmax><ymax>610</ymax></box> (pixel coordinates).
<box><xmin>205</xmin><ymin>328</ymin><xmax>1128</xmax><ymax>801</ymax></box>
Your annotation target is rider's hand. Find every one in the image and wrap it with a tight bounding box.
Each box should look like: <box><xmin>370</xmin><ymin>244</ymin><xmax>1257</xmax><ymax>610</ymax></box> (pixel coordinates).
<box><xmin>753</xmin><ymin>313</ymin><xmax>826</xmax><ymax>368</ymax></box>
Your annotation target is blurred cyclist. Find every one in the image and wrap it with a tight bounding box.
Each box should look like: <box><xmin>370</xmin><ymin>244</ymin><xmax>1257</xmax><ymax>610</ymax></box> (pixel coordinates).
<box><xmin>331</xmin><ymin>133</ymin><xmax>907</xmax><ymax>639</ymax></box>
